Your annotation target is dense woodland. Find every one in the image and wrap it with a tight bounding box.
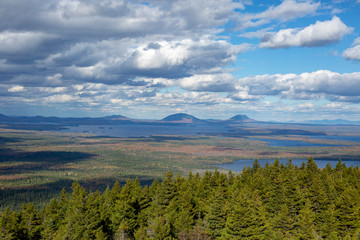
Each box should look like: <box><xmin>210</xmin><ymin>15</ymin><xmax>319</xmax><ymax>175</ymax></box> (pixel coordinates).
<box><xmin>1</xmin><ymin>158</ymin><xmax>360</xmax><ymax>239</ymax></box>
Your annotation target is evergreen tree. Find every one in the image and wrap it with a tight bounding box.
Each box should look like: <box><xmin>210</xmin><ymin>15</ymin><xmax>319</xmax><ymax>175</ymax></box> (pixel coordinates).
<box><xmin>111</xmin><ymin>178</ymin><xmax>143</xmax><ymax>238</ymax></box>
<box><xmin>335</xmin><ymin>185</ymin><xmax>360</xmax><ymax>237</ymax></box>
<box><xmin>41</xmin><ymin>198</ymin><xmax>61</xmax><ymax>239</ymax></box>
<box><xmin>297</xmin><ymin>198</ymin><xmax>318</xmax><ymax>239</ymax></box>
<box><xmin>206</xmin><ymin>186</ymin><xmax>228</xmax><ymax>238</ymax></box>
<box><xmin>223</xmin><ymin>188</ymin><xmax>269</xmax><ymax>239</ymax></box>
<box><xmin>271</xmin><ymin>204</ymin><xmax>296</xmax><ymax>238</ymax></box>
<box><xmin>20</xmin><ymin>203</ymin><xmax>42</xmax><ymax>239</ymax></box>
<box><xmin>57</xmin><ymin>181</ymin><xmax>104</xmax><ymax>239</ymax></box>
<box><xmin>0</xmin><ymin>208</ymin><xmax>19</xmax><ymax>240</ymax></box>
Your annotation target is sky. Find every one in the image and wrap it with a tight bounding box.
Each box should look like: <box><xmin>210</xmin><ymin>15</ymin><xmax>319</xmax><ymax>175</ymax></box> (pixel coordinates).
<box><xmin>0</xmin><ymin>0</ymin><xmax>360</xmax><ymax>122</ymax></box>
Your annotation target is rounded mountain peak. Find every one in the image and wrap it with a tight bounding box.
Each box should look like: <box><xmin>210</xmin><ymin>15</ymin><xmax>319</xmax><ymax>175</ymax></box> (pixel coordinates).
<box><xmin>230</xmin><ymin>114</ymin><xmax>250</xmax><ymax>121</ymax></box>
<box><xmin>162</xmin><ymin>113</ymin><xmax>201</xmax><ymax>123</ymax></box>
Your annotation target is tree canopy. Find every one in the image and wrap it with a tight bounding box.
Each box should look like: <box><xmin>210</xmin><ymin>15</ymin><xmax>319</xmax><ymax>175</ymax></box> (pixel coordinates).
<box><xmin>1</xmin><ymin>158</ymin><xmax>360</xmax><ymax>239</ymax></box>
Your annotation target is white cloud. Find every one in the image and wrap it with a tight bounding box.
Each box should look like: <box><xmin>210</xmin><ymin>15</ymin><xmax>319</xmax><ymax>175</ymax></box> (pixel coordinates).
<box><xmin>0</xmin><ymin>31</ymin><xmax>56</xmax><ymax>54</ymax></box>
<box><xmin>297</xmin><ymin>102</ymin><xmax>315</xmax><ymax>110</ymax></box>
<box><xmin>239</xmin><ymin>27</ymin><xmax>274</xmax><ymax>39</ymax></box>
<box><xmin>38</xmin><ymin>87</ymin><xmax>67</xmax><ymax>93</ymax></box>
<box><xmin>152</xmin><ymin>91</ymin><xmax>232</xmax><ymax>106</ymax></box>
<box><xmin>237</xmin><ymin>0</ymin><xmax>320</xmax><ymax>29</ymax></box>
<box><xmin>130</xmin><ymin>39</ymin><xmax>250</xmax><ymax>71</ymax></box>
<box><xmin>0</xmin><ymin>0</ymin><xmax>241</xmax><ymax>39</ymax></box>
<box><xmin>260</xmin><ymin>16</ymin><xmax>352</xmax><ymax>48</ymax></box>
<box><xmin>44</xmin><ymin>94</ymin><xmax>76</xmax><ymax>103</ymax></box>
<box><xmin>179</xmin><ymin>73</ymin><xmax>236</xmax><ymax>92</ymax></box>
<box><xmin>42</xmin><ymin>38</ymin><xmax>251</xmax><ymax>84</ymax></box>
<box><xmin>342</xmin><ymin>37</ymin><xmax>360</xmax><ymax>61</ymax></box>
<box><xmin>8</xmin><ymin>85</ymin><xmax>25</xmax><ymax>92</ymax></box>
<box><xmin>256</xmin><ymin>0</ymin><xmax>319</xmax><ymax>21</ymax></box>
<box><xmin>234</xmin><ymin>70</ymin><xmax>360</xmax><ymax>102</ymax></box>
<box><xmin>135</xmin><ymin>41</ymin><xmax>190</xmax><ymax>69</ymax></box>
<box><xmin>229</xmin><ymin>90</ymin><xmax>261</xmax><ymax>101</ymax></box>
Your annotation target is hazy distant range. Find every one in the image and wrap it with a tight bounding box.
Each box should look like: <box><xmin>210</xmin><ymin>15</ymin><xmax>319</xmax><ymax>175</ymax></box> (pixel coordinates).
<box><xmin>1</xmin><ymin>113</ymin><xmax>359</xmax><ymax>139</ymax></box>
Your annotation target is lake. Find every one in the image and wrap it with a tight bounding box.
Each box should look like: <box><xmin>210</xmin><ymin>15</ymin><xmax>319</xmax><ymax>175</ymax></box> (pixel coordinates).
<box><xmin>215</xmin><ymin>159</ymin><xmax>360</xmax><ymax>172</ymax></box>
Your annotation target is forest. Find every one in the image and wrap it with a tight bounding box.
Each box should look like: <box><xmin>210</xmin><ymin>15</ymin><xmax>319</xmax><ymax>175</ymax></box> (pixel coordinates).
<box><xmin>1</xmin><ymin>158</ymin><xmax>360</xmax><ymax>239</ymax></box>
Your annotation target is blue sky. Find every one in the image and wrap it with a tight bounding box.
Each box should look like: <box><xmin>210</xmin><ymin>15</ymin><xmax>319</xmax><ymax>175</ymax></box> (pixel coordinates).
<box><xmin>0</xmin><ymin>0</ymin><xmax>359</xmax><ymax>122</ymax></box>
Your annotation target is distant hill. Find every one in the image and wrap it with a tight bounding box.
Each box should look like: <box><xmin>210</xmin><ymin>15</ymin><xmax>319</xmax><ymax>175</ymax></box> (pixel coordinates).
<box><xmin>0</xmin><ymin>114</ymin><xmax>133</xmax><ymax>126</ymax></box>
<box><xmin>102</xmin><ymin>115</ymin><xmax>129</xmax><ymax>120</ymax></box>
<box><xmin>225</xmin><ymin>114</ymin><xmax>255</xmax><ymax>123</ymax></box>
<box><xmin>161</xmin><ymin>113</ymin><xmax>204</xmax><ymax>123</ymax></box>
<box><xmin>230</xmin><ymin>114</ymin><xmax>250</xmax><ymax>121</ymax></box>
<box><xmin>305</xmin><ymin>119</ymin><xmax>360</xmax><ymax>125</ymax></box>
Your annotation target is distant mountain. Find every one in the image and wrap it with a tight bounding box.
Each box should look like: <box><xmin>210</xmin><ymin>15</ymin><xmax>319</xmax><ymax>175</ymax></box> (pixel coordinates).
<box><xmin>306</xmin><ymin>119</ymin><xmax>360</xmax><ymax>125</ymax></box>
<box><xmin>102</xmin><ymin>115</ymin><xmax>129</xmax><ymax>120</ymax></box>
<box><xmin>0</xmin><ymin>114</ymin><xmax>133</xmax><ymax>126</ymax></box>
<box><xmin>225</xmin><ymin>114</ymin><xmax>255</xmax><ymax>123</ymax></box>
<box><xmin>230</xmin><ymin>114</ymin><xmax>250</xmax><ymax>121</ymax></box>
<box><xmin>161</xmin><ymin>113</ymin><xmax>204</xmax><ymax>123</ymax></box>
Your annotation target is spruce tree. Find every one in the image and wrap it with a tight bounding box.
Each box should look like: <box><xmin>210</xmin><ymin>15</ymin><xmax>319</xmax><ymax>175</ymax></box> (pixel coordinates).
<box><xmin>206</xmin><ymin>186</ymin><xmax>228</xmax><ymax>238</ymax></box>
<box><xmin>224</xmin><ymin>188</ymin><xmax>269</xmax><ymax>239</ymax></box>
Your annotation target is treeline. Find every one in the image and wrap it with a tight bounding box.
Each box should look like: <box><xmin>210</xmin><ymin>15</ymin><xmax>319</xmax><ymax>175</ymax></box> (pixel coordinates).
<box><xmin>1</xmin><ymin>158</ymin><xmax>360</xmax><ymax>239</ymax></box>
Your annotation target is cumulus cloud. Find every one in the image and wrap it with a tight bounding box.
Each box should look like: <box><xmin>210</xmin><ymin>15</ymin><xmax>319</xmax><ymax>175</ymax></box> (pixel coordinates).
<box><xmin>342</xmin><ymin>37</ymin><xmax>360</xmax><ymax>61</ymax></box>
<box><xmin>39</xmin><ymin>38</ymin><xmax>251</xmax><ymax>84</ymax></box>
<box><xmin>175</xmin><ymin>70</ymin><xmax>360</xmax><ymax>104</ymax></box>
<box><xmin>0</xmin><ymin>0</ymin><xmax>241</xmax><ymax>39</ymax></box>
<box><xmin>179</xmin><ymin>73</ymin><xmax>236</xmax><ymax>92</ymax></box>
<box><xmin>233</xmin><ymin>70</ymin><xmax>360</xmax><ymax>102</ymax></box>
<box><xmin>237</xmin><ymin>0</ymin><xmax>320</xmax><ymax>29</ymax></box>
<box><xmin>228</xmin><ymin>90</ymin><xmax>261</xmax><ymax>101</ymax></box>
<box><xmin>0</xmin><ymin>31</ymin><xmax>56</xmax><ymax>54</ymax></box>
<box><xmin>297</xmin><ymin>102</ymin><xmax>315</xmax><ymax>110</ymax></box>
<box><xmin>8</xmin><ymin>85</ymin><xmax>25</xmax><ymax>93</ymax></box>
<box><xmin>123</xmin><ymin>39</ymin><xmax>251</xmax><ymax>78</ymax></box>
<box><xmin>0</xmin><ymin>0</ymin><xmax>250</xmax><ymax>87</ymax></box>
<box><xmin>260</xmin><ymin>16</ymin><xmax>353</xmax><ymax>48</ymax></box>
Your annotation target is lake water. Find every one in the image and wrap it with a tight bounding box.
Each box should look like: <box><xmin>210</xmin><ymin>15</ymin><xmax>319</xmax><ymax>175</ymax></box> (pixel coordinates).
<box><xmin>215</xmin><ymin>159</ymin><xmax>360</xmax><ymax>171</ymax></box>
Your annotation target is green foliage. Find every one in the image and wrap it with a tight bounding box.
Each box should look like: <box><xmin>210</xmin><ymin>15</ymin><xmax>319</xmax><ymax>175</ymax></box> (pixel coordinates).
<box><xmin>2</xmin><ymin>158</ymin><xmax>360</xmax><ymax>239</ymax></box>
